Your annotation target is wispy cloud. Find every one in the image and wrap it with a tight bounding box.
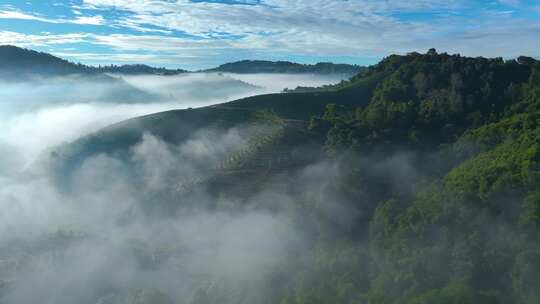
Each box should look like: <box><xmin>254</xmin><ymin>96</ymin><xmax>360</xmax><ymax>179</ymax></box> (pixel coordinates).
<box><xmin>82</xmin><ymin>0</ymin><xmax>456</xmax><ymax>37</ymax></box>
<box><xmin>0</xmin><ymin>10</ymin><xmax>55</xmax><ymax>23</ymax></box>
<box><xmin>52</xmin><ymin>51</ymin><xmax>201</xmax><ymax>63</ymax></box>
<box><xmin>0</xmin><ymin>9</ymin><xmax>105</xmax><ymax>25</ymax></box>
<box><xmin>0</xmin><ymin>31</ymin><xmax>89</xmax><ymax>47</ymax></box>
<box><xmin>0</xmin><ymin>0</ymin><xmax>538</xmax><ymax>68</ymax></box>
<box><xmin>75</xmin><ymin>0</ymin><xmax>540</xmax><ymax>58</ymax></box>
<box><xmin>72</xmin><ymin>15</ymin><xmax>105</xmax><ymax>25</ymax></box>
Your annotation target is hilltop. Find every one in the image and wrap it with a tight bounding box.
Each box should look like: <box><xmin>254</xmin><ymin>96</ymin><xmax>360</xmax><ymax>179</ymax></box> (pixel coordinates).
<box><xmin>203</xmin><ymin>59</ymin><xmax>365</xmax><ymax>75</ymax></box>
<box><xmin>0</xmin><ymin>45</ymin><xmax>95</xmax><ymax>79</ymax></box>
<box><xmin>0</xmin><ymin>45</ymin><xmax>189</xmax><ymax>79</ymax></box>
<box><xmin>94</xmin><ymin>64</ymin><xmax>187</xmax><ymax>75</ymax></box>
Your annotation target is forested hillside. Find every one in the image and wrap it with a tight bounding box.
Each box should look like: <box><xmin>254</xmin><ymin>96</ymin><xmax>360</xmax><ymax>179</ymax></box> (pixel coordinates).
<box><xmin>300</xmin><ymin>49</ymin><xmax>540</xmax><ymax>304</ymax></box>
<box><xmin>8</xmin><ymin>50</ymin><xmax>540</xmax><ymax>304</ymax></box>
<box><xmin>0</xmin><ymin>45</ymin><xmax>188</xmax><ymax>78</ymax></box>
<box><xmin>0</xmin><ymin>45</ymin><xmax>96</xmax><ymax>79</ymax></box>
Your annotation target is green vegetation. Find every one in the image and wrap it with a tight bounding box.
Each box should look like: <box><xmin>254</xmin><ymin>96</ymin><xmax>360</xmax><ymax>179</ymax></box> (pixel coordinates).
<box><xmin>0</xmin><ymin>45</ymin><xmax>97</xmax><ymax>79</ymax></box>
<box><xmin>299</xmin><ymin>49</ymin><xmax>540</xmax><ymax>304</ymax></box>
<box><xmin>22</xmin><ymin>49</ymin><xmax>540</xmax><ymax>303</ymax></box>
<box><xmin>0</xmin><ymin>45</ymin><xmax>360</xmax><ymax>85</ymax></box>
<box><xmin>176</xmin><ymin>109</ymin><xmax>286</xmax><ymax>193</ymax></box>
<box><xmin>204</xmin><ymin>50</ymin><xmax>540</xmax><ymax>304</ymax></box>
<box><xmin>0</xmin><ymin>45</ymin><xmax>187</xmax><ymax>78</ymax></box>
<box><xmin>204</xmin><ymin>59</ymin><xmax>365</xmax><ymax>75</ymax></box>
<box><xmin>95</xmin><ymin>64</ymin><xmax>187</xmax><ymax>75</ymax></box>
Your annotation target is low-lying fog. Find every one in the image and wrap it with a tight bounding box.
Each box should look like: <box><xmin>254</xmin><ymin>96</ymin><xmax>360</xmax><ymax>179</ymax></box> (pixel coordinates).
<box><xmin>0</xmin><ymin>72</ymin><xmax>344</xmax><ymax>167</ymax></box>
<box><xmin>0</xmin><ymin>71</ymin><xmax>350</xmax><ymax>304</ymax></box>
<box><xmin>221</xmin><ymin>73</ymin><xmax>345</xmax><ymax>92</ymax></box>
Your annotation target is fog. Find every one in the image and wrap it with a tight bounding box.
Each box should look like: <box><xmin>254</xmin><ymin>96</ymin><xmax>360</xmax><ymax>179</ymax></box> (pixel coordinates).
<box><xmin>0</xmin><ymin>72</ymin><xmax>345</xmax><ymax>167</ymax></box>
<box><xmin>221</xmin><ymin>73</ymin><xmax>345</xmax><ymax>92</ymax></box>
<box><xmin>0</xmin><ymin>127</ymin><xmax>317</xmax><ymax>304</ymax></box>
<box><xmin>0</xmin><ymin>69</ymin><xmax>499</xmax><ymax>303</ymax></box>
<box><xmin>0</xmin><ymin>72</ymin><xmax>349</xmax><ymax>304</ymax></box>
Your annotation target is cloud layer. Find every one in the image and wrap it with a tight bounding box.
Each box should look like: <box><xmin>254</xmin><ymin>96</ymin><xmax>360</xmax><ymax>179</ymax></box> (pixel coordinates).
<box><xmin>0</xmin><ymin>0</ymin><xmax>538</xmax><ymax>68</ymax></box>
<box><xmin>0</xmin><ymin>72</ymin><xmax>343</xmax><ymax>167</ymax></box>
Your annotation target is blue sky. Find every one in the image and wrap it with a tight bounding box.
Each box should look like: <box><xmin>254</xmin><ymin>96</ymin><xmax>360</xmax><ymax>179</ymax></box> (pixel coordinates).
<box><xmin>0</xmin><ymin>0</ymin><xmax>539</xmax><ymax>70</ymax></box>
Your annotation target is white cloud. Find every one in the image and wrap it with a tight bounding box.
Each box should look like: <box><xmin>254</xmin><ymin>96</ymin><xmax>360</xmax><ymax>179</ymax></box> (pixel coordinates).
<box><xmin>0</xmin><ymin>9</ymin><xmax>105</xmax><ymax>25</ymax></box>
<box><xmin>2</xmin><ymin>0</ymin><xmax>539</xmax><ymax>66</ymax></box>
<box><xmin>0</xmin><ymin>31</ymin><xmax>89</xmax><ymax>46</ymax></box>
<box><xmin>72</xmin><ymin>15</ymin><xmax>105</xmax><ymax>25</ymax></box>
<box><xmin>78</xmin><ymin>0</ymin><xmax>537</xmax><ymax>60</ymax></box>
<box><xmin>82</xmin><ymin>0</ymin><xmax>432</xmax><ymax>37</ymax></box>
<box><xmin>52</xmin><ymin>51</ymin><xmax>199</xmax><ymax>63</ymax></box>
<box><xmin>92</xmin><ymin>33</ymin><xmax>232</xmax><ymax>51</ymax></box>
<box><xmin>0</xmin><ymin>10</ymin><xmax>56</xmax><ymax>23</ymax></box>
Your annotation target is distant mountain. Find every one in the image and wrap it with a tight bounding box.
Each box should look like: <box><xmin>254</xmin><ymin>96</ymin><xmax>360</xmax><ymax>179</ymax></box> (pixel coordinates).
<box><xmin>0</xmin><ymin>45</ymin><xmax>363</xmax><ymax>79</ymax></box>
<box><xmin>0</xmin><ymin>45</ymin><xmax>95</xmax><ymax>80</ymax></box>
<box><xmin>204</xmin><ymin>60</ymin><xmax>365</xmax><ymax>75</ymax></box>
<box><xmin>0</xmin><ymin>45</ymin><xmax>159</xmax><ymax>103</ymax></box>
<box><xmin>95</xmin><ymin>64</ymin><xmax>187</xmax><ymax>75</ymax></box>
<box><xmin>0</xmin><ymin>45</ymin><xmax>185</xmax><ymax>79</ymax></box>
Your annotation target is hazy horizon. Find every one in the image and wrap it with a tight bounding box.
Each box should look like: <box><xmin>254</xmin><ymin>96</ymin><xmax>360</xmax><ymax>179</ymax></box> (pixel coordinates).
<box><xmin>0</xmin><ymin>70</ymin><xmax>347</xmax><ymax>168</ymax></box>
<box><xmin>1</xmin><ymin>1</ymin><xmax>539</xmax><ymax>69</ymax></box>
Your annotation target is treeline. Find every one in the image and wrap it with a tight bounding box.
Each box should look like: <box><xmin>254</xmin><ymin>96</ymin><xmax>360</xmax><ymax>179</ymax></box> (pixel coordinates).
<box><xmin>0</xmin><ymin>45</ymin><xmax>363</xmax><ymax>80</ymax></box>
<box><xmin>0</xmin><ymin>45</ymin><xmax>97</xmax><ymax>79</ymax></box>
<box><xmin>94</xmin><ymin>64</ymin><xmax>186</xmax><ymax>75</ymax></box>
<box><xmin>312</xmin><ymin>49</ymin><xmax>534</xmax><ymax>150</ymax></box>
<box><xmin>0</xmin><ymin>45</ymin><xmax>186</xmax><ymax>78</ymax></box>
<box><xmin>204</xmin><ymin>60</ymin><xmax>365</xmax><ymax>75</ymax></box>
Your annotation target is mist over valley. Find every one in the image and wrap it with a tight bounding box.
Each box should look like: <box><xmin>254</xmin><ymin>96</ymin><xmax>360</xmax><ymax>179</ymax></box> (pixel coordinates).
<box><xmin>1</xmin><ymin>1</ymin><xmax>540</xmax><ymax>303</ymax></box>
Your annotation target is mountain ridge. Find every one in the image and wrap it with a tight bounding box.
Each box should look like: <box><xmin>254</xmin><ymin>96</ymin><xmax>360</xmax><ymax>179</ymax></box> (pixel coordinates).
<box><xmin>202</xmin><ymin>59</ymin><xmax>365</xmax><ymax>75</ymax></box>
<box><xmin>0</xmin><ymin>45</ymin><xmax>364</xmax><ymax>78</ymax></box>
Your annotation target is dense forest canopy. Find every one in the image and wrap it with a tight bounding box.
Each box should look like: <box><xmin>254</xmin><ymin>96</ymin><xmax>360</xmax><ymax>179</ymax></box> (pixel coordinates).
<box><xmin>302</xmin><ymin>49</ymin><xmax>540</xmax><ymax>304</ymax></box>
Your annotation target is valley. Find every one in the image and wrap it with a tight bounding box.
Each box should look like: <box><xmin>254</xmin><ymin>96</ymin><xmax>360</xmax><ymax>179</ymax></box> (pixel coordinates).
<box><xmin>1</xmin><ymin>48</ymin><xmax>540</xmax><ymax>304</ymax></box>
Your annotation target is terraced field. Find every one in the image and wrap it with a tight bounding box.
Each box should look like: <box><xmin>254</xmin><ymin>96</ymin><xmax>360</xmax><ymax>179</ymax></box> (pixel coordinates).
<box><xmin>169</xmin><ymin>104</ymin><xmax>324</xmax><ymax>201</ymax></box>
<box><xmin>203</xmin><ymin>118</ymin><xmax>323</xmax><ymax>200</ymax></box>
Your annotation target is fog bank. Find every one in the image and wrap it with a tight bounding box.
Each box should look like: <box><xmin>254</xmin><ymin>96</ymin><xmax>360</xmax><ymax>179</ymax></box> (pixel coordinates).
<box><xmin>0</xmin><ymin>71</ymin><xmax>355</xmax><ymax>304</ymax></box>
<box><xmin>0</xmin><ymin>72</ymin><xmax>348</xmax><ymax>166</ymax></box>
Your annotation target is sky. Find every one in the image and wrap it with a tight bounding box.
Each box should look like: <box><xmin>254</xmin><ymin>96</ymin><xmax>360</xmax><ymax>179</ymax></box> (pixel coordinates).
<box><xmin>0</xmin><ymin>0</ymin><xmax>539</xmax><ymax>70</ymax></box>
